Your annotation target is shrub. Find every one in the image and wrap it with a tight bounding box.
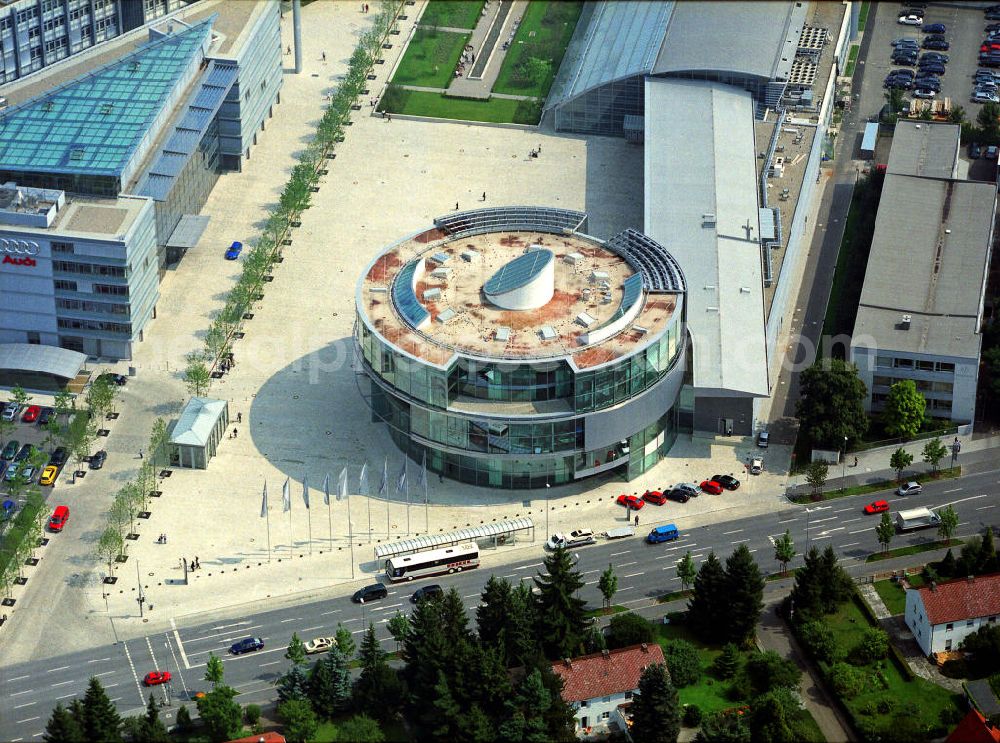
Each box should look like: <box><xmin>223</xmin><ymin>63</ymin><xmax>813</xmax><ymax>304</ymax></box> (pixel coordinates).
<box><xmin>176</xmin><ymin>704</ymin><xmax>192</xmax><ymax>732</ymax></box>
<box><xmin>607</xmin><ymin>612</ymin><xmax>655</xmax><ymax>649</ymax></box>
<box><xmin>853</xmin><ymin>627</ymin><xmax>889</xmax><ymax>665</ymax></box>
<box><xmin>245</xmin><ymin>703</ymin><xmax>261</xmax><ymax>728</ymax></box>
<box><xmin>714</xmin><ymin>642</ymin><xmax>742</xmax><ymax>680</ymax></box>
<box><xmin>798</xmin><ymin>620</ymin><xmax>838</xmax><ymax>665</ymax></box>
<box><xmin>829</xmin><ymin>662</ymin><xmax>866</xmax><ymax>699</ymax></box>
<box><xmin>877</xmin><ymin>698</ymin><xmax>896</xmax><ymax>714</ymax></box>
<box><xmin>664</xmin><ymin>639</ymin><xmax>702</xmax><ymax>687</ymax></box>
<box><xmin>683</xmin><ymin>704</ymin><xmax>703</xmax><ymax>727</ymax></box>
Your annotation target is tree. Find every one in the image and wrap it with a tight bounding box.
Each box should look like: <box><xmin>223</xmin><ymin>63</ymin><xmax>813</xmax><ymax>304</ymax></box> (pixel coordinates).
<box><xmin>701</xmin><ymin>710</ymin><xmax>751</xmax><ymax>743</ymax></box>
<box><xmin>276</xmin><ymin>664</ymin><xmax>309</xmax><ymax>703</ymax></box>
<box><xmin>773</xmin><ymin>530</ymin><xmax>796</xmax><ymax>575</ymax></box>
<box><xmin>950</xmin><ymin>105</ymin><xmax>967</xmax><ymax>124</ymax></box>
<box><xmin>923</xmin><ymin>437</ymin><xmax>948</xmax><ymax>473</ymax></box>
<box><xmin>196</xmin><ymin>685</ymin><xmax>243</xmax><ymax>743</ymax></box>
<box><xmin>278</xmin><ymin>698</ymin><xmax>319</xmax><ymax>743</ymax></box>
<box><xmin>109</xmin><ymin>488</ymin><xmax>136</xmax><ymax>542</ymax></box>
<box><xmin>128</xmin><ymin>694</ymin><xmax>169</xmax><ymax>743</ymax></box>
<box><xmin>148</xmin><ymin>418</ymin><xmax>169</xmax><ymax>469</ymax></box>
<box><xmin>204</xmin><ymin>652</ymin><xmax>224</xmax><ymax>688</ymax></box>
<box><xmin>795</xmin><ymin>359</ymin><xmax>869</xmax><ymax>449</ymax></box>
<box><xmin>797</xmin><ymin>620</ymin><xmax>837</xmax><ymax>664</ymax></box>
<box><xmin>829</xmin><ymin>661</ymin><xmax>866</xmax><ymax>698</ymax></box>
<box><xmin>737</xmin><ymin>650</ymin><xmax>802</xmax><ymax>698</ymax></box>
<box><xmin>749</xmin><ymin>688</ymin><xmax>799</xmax><ymax>743</ymax></box>
<box><xmin>890</xmin><ymin>447</ymin><xmax>914</xmax><ymax>481</ymax></box>
<box><xmin>81</xmin><ymin>676</ymin><xmax>123</xmax><ymax>743</ymax></box>
<box><xmin>882</xmin><ymin>380</ymin><xmax>926</xmax><ymax>439</ymax></box>
<box><xmin>631</xmin><ymin>662</ymin><xmax>681</xmax><ymax>743</ymax></box>
<box><xmin>978</xmin><ymin>101</ymin><xmax>1000</xmax><ymax>141</ymax></box>
<box><xmin>818</xmin><ymin>546</ymin><xmax>853</xmax><ymax>610</ymax></box>
<box><xmin>937</xmin><ymin>504</ymin><xmax>959</xmax><ymax>544</ymax></box>
<box><xmin>96</xmin><ymin>527</ymin><xmax>123</xmax><ymax>578</ymax></box>
<box><xmin>713</xmin><ymin>643</ymin><xmax>742</xmax><ymax>680</ymax></box>
<box><xmin>335</xmin><ymin>715</ymin><xmax>385</xmax><ymax>742</ymax></box>
<box><xmin>663</xmin><ymin>639</ymin><xmax>701</xmax><ymax>687</ymax></box>
<box><xmin>940</xmin><ymin>548</ymin><xmax>958</xmax><ymax>577</ymax></box>
<box><xmin>86</xmin><ymin>376</ymin><xmax>116</xmax><ymax>420</ymax></box>
<box><xmin>687</xmin><ymin>552</ymin><xmax>727</xmax><ymax>639</ymax></box>
<box><xmin>855</xmin><ymin>627</ymin><xmax>889</xmax><ymax>664</ymax></box>
<box><xmin>285</xmin><ymin>631</ymin><xmax>307</xmax><ymax>666</ymax></box>
<box><xmin>66</xmin><ymin>412</ymin><xmax>96</xmax><ymax>482</ymax></box>
<box><xmin>307</xmin><ymin>646</ymin><xmax>352</xmax><ymax>718</ymax></box>
<box><xmin>805</xmin><ymin>461</ymin><xmax>829</xmax><ymax>496</ymax></box>
<box><xmin>175</xmin><ymin>705</ymin><xmax>192</xmax><ymax>732</ymax></box>
<box><xmin>598</xmin><ymin>563</ymin><xmax>618</xmax><ymax>610</ymax></box>
<box><xmin>184</xmin><ymin>353</ymin><xmax>211</xmax><ymax>397</ymax></box>
<box><xmin>533</xmin><ymin>546</ymin><xmax>590</xmax><ymax>658</ymax></box>
<box><xmin>876</xmin><ymin>512</ymin><xmax>895</xmax><ymax>554</ymax></box>
<box><xmin>981</xmin><ymin>527</ymin><xmax>998</xmax><ymax>574</ymax></box>
<box><xmin>0</xmin><ymin>414</ymin><xmax>14</xmax><ymax>450</ymax></box>
<box><xmin>10</xmin><ymin>384</ymin><xmax>31</xmax><ymax>410</ymax></box>
<box><xmin>44</xmin><ymin>702</ymin><xmax>84</xmax><ymax>743</ymax></box>
<box><xmin>335</xmin><ymin>622</ymin><xmax>356</xmax><ymax>659</ymax></box>
<box><xmin>676</xmin><ymin>551</ymin><xmax>697</xmax><ymax>591</ymax></box>
<box><xmin>724</xmin><ymin>544</ymin><xmax>765</xmax><ymax>646</ymax></box>
<box><xmin>355</xmin><ymin>623</ymin><xmax>402</xmax><ymax>720</ymax></box>
<box><xmin>961</xmin><ymin>624</ymin><xmax>1000</xmax><ymax>677</ymax></box>
<box><xmin>387</xmin><ymin>610</ymin><xmax>411</xmax><ymax>652</ymax></box>
<box><xmin>607</xmin><ymin>612</ymin><xmax>655</xmax><ymax>649</ymax></box>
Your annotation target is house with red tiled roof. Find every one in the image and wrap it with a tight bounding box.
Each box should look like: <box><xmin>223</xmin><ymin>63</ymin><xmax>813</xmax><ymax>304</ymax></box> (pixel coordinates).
<box><xmin>946</xmin><ymin>709</ymin><xmax>1000</xmax><ymax>743</ymax></box>
<box><xmin>551</xmin><ymin>643</ymin><xmax>665</xmax><ymax>739</ymax></box>
<box><xmin>904</xmin><ymin>573</ymin><xmax>1000</xmax><ymax>656</ymax></box>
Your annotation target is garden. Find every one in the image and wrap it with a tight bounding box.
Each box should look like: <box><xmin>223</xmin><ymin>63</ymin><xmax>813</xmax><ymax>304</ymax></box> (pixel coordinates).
<box><xmin>392</xmin><ymin>27</ymin><xmax>470</xmax><ymax>88</ymax></box>
<box><xmin>418</xmin><ymin>0</ymin><xmax>485</xmax><ymax>30</ymax></box>
<box><xmin>492</xmin><ymin>0</ymin><xmax>583</xmax><ymax>99</ymax></box>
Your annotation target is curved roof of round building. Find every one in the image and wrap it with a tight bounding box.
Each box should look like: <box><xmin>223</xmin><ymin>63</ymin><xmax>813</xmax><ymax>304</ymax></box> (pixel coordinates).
<box><xmin>357</xmin><ymin>208</ymin><xmax>685</xmax><ymax>372</ymax></box>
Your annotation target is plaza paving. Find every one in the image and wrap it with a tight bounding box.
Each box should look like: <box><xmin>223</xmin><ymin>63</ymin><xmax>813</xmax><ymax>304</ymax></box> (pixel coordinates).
<box><xmin>1</xmin><ymin>0</ymin><xmax>800</xmax><ymax>664</ymax></box>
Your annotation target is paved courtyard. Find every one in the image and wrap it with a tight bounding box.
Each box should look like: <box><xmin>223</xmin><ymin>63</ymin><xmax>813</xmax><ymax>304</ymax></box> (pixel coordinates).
<box><xmin>1</xmin><ymin>0</ymin><xmax>798</xmax><ymax>664</ymax></box>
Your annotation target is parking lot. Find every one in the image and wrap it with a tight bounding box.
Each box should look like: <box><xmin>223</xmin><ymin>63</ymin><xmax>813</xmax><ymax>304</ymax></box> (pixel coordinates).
<box><xmin>873</xmin><ymin>3</ymin><xmax>1000</xmax><ymax>125</ymax></box>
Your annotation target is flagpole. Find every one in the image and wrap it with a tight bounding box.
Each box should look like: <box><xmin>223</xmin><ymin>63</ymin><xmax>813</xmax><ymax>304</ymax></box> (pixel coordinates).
<box><xmin>405</xmin><ymin>460</ymin><xmax>410</xmax><ymax>536</ymax></box>
<box><xmin>305</xmin><ymin>477</ymin><xmax>312</xmax><ymax>556</ymax></box>
<box><xmin>325</xmin><ymin>473</ymin><xmax>333</xmax><ymax>554</ymax></box>
<box><xmin>264</xmin><ymin>480</ymin><xmax>271</xmax><ymax>563</ymax></box>
<box><xmin>422</xmin><ymin>451</ymin><xmax>429</xmax><ymax>533</ymax></box>
<box><xmin>285</xmin><ymin>477</ymin><xmax>293</xmax><ymax>557</ymax></box>
<box><xmin>385</xmin><ymin>457</ymin><xmax>390</xmax><ymax>539</ymax></box>
<box><xmin>348</xmin><ymin>493</ymin><xmax>355</xmax><ymax>580</ymax></box>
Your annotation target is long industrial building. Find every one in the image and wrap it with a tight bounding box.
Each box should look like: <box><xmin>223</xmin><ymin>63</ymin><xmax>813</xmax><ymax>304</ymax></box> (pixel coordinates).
<box><xmin>0</xmin><ymin>0</ymin><xmax>281</xmax><ymax>363</ymax></box>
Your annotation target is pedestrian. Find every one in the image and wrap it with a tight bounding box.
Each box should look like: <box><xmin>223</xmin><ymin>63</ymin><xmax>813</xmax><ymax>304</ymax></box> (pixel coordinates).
<box><xmin>138</xmin><ymin>449</ymin><xmax>143</xmax><ymax>459</ymax></box>
<box><xmin>285</xmin><ymin>45</ymin><xmax>291</xmax><ymax>56</ymax></box>
<box><xmin>482</xmin><ymin>191</ymin><xmax>486</xmax><ymax>201</ymax></box>
<box><xmin>634</xmin><ymin>514</ymin><xmax>639</xmax><ymax>526</ymax></box>
<box><xmin>537</xmin><ymin>143</ymin><xmax>542</xmax><ymax>153</ymax></box>
<box><xmin>237</xmin><ymin>412</ymin><xmax>242</xmax><ymax>423</ymax></box>
<box><xmin>233</xmin><ymin>427</ymin><xmax>238</xmax><ymax>438</ymax></box>
<box><xmin>471</xmin><ymin>53</ymin><xmax>475</xmax><ymax>63</ymax></box>
<box><xmin>438</xmin><ymin>473</ymin><xmax>443</xmax><ymax>483</ymax></box>
<box><xmin>455</xmin><ymin>202</ymin><xmax>459</xmax><ymax>210</ymax></box>
<box><xmin>386</xmin><ymin>112</ymin><xmax>391</xmax><ymax>122</ymax></box>
<box><xmin>853</xmin><ymin>456</ymin><xmax>858</xmax><ymax>467</ymax></box>
<box><xmin>322</xmin><ymin>51</ymin><xmax>326</xmax><ymax>62</ymax></box>
<box><xmin>195</xmin><ymin>556</ymin><xmax>200</xmax><ymax>570</ymax></box>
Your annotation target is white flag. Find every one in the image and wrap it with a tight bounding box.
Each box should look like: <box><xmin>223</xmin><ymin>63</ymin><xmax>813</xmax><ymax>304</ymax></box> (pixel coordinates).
<box><xmin>396</xmin><ymin>459</ymin><xmax>407</xmax><ymax>494</ymax></box>
<box><xmin>282</xmin><ymin>477</ymin><xmax>291</xmax><ymax>513</ymax></box>
<box><xmin>260</xmin><ymin>481</ymin><xmax>268</xmax><ymax>518</ymax></box>
<box><xmin>302</xmin><ymin>475</ymin><xmax>310</xmax><ymax>510</ymax></box>
<box><xmin>378</xmin><ymin>458</ymin><xmax>388</xmax><ymax>497</ymax></box>
<box><xmin>359</xmin><ymin>462</ymin><xmax>369</xmax><ymax>495</ymax></box>
<box><xmin>323</xmin><ymin>473</ymin><xmax>331</xmax><ymax>505</ymax></box>
<box><xmin>339</xmin><ymin>466</ymin><xmax>348</xmax><ymax>501</ymax></box>
<box><xmin>417</xmin><ymin>450</ymin><xmax>427</xmax><ymax>488</ymax></box>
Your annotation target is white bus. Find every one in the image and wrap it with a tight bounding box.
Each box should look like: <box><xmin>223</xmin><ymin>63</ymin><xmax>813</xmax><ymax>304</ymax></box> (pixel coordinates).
<box><xmin>384</xmin><ymin>543</ymin><xmax>479</xmax><ymax>582</ymax></box>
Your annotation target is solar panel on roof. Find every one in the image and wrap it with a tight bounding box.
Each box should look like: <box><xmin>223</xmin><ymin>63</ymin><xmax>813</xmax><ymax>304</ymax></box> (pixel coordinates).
<box><xmin>484</xmin><ymin>249</ymin><xmax>554</xmax><ymax>295</ymax></box>
<box><xmin>392</xmin><ymin>260</ymin><xmax>430</xmax><ymax>328</ymax></box>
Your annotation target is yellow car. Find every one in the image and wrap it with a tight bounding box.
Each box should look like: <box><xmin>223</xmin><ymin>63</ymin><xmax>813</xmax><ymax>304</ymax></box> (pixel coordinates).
<box><xmin>40</xmin><ymin>465</ymin><xmax>59</xmax><ymax>487</ymax></box>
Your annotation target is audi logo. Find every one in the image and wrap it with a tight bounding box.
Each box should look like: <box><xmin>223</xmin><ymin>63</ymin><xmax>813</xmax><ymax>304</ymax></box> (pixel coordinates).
<box><xmin>0</xmin><ymin>239</ymin><xmax>41</xmax><ymax>256</ymax></box>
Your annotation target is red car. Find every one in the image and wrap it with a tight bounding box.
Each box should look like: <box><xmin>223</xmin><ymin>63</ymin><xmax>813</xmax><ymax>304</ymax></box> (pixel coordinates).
<box><xmin>22</xmin><ymin>405</ymin><xmax>41</xmax><ymax>423</ymax></box>
<box><xmin>864</xmin><ymin>500</ymin><xmax>890</xmax><ymax>515</ymax></box>
<box><xmin>642</xmin><ymin>490</ymin><xmax>667</xmax><ymax>506</ymax></box>
<box><xmin>143</xmin><ymin>671</ymin><xmax>172</xmax><ymax>686</ymax></box>
<box><xmin>48</xmin><ymin>505</ymin><xmax>69</xmax><ymax>532</ymax></box>
<box><xmin>700</xmin><ymin>480</ymin><xmax>724</xmax><ymax>495</ymax></box>
<box><xmin>616</xmin><ymin>494</ymin><xmax>645</xmax><ymax>510</ymax></box>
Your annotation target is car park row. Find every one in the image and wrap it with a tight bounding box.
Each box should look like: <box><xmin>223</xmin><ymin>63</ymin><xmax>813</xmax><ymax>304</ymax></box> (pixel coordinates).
<box><xmin>975</xmin><ymin>6</ymin><xmax>1000</xmax><ymax>101</ymax></box>
<box><xmin>889</xmin><ymin>6</ymin><xmax>949</xmax><ymax>102</ymax></box>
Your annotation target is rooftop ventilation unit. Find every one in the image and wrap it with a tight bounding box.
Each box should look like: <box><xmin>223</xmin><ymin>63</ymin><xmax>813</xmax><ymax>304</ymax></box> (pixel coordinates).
<box><xmin>423</xmin><ymin>288</ymin><xmax>441</xmax><ymax>300</ymax></box>
<box><xmin>370</xmin><ymin>286</ymin><xmax>387</xmax><ymax>293</ymax></box>
<box><xmin>901</xmin><ymin>314</ymin><xmax>912</xmax><ymax>329</ymax></box>
<box><xmin>99</xmin><ymin>103</ymin><xmax>114</xmax><ymax>115</ymax></box>
<box><xmin>69</xmin><ymin>148</ymin><xmax>85</xmax><ymax>161</ymax></box>
<box><xmin>539</xmin><ymin>326</ymin><xmax>557</xmax><ymax>340</ymax></box>
<box><xmin>430</xmin><ymin>252</ymin><xmax>450</xmax><ymax>264</ymax></box>
<box><xmin>702</xmin><ymin>213</ymin><xmax>717</xmax><ymax>226</ymax></box>
<box><xmin>576</xmin><ymin>312</ymin><xmax>596</xmax><ymax>328</ymax></box>
<box><xmin>564</xmin><ymin>252</ymin><xmax>583</xmax><ymax>264</ymax></box>
<box><xmin>431</xmin><ymin>267</ymin><xmax>451</xmax><ymax>279</ymax></box>
<box><xmin>436</xmin><ymin>307</ymin><xmax>456</xmax><ymax>323</ymax></box>
<box><xmin>460</xmin><ymin>250</ymin><xmax>479</xmax><ymax>262</ymax></box>
<box><xmin>494</xmin><ymin>327</ymin><xmax>510</xmax><ymax>342</ymax></box>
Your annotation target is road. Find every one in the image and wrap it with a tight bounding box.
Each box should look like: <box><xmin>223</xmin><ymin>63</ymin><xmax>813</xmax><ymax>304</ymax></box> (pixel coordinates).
<box><xmin>2</xmin><ymin>467</ymin><xmax>998</xmax><ymax>741</ymax></box>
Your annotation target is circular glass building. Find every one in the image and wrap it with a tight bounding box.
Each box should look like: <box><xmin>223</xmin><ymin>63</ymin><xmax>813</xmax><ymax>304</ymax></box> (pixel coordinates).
<box><xmin>354</xmin><ymin>207</ymin><xmax>687</xmax><ymax>489</ymax></box>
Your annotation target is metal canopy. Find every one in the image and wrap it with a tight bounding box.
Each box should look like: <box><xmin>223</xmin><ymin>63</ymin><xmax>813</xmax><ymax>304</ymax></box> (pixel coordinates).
<box><xmin>0</xmin><ymin>343</ymin><xmax>86</xmax><ymax>380</ymax></box>
<box><xmin>374</xmin><ymin>517</ymin><xmax>534</xmax><ymax>560</ymax></box>
<box><xmin>165</xmin><ymin>215</ymin><xmax>211</xmax><ymax>249</ymax></box>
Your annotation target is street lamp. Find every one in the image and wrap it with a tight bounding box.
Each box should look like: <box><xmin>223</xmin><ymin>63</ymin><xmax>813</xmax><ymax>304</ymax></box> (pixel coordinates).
<box><xmin>840</xmin><ymin>436</ymin><xmax>848</xmax><ymax>492</ymax></box>
<box><xmin>545</xmin><ymin>482</ymin><xmax>551</xmax><ymax>539</ymax></box>
<box><xmin>805</xmin><ymin>505</ymin><xmax>831</xmax><ymax>551</ymax></box>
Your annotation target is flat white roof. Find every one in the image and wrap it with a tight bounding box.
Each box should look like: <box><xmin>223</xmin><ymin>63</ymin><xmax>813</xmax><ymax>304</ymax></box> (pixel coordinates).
<box><xmin>643</xmin><ymin>78</ymin><xmax>768</xmax><ymax>397</ymax></box>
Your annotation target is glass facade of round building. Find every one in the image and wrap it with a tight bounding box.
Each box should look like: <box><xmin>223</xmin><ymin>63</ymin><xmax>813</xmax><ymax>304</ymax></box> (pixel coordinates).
<box><xmin>354</xmin><ymin>207</ymin><xmax>688</xmax><ymax>489</ymax></box>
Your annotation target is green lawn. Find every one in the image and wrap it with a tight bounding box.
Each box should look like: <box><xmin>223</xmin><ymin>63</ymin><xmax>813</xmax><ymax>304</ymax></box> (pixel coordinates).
<box><xmin>845</xmin><ymin>44</ymin><xmax>860</xmax><ymax>77</ymax></box>
<box><xmin>419</xmin><ymin>0</ymin><xmax>486</xmax><ymax>30</ymax></box>
<box><xmin>656</xmin><ymin>620</ymin><xmax>734</xmax><ymax>715</ymax></box>
<box><xmin>790</xmin><ymin>466</ymin><xmax>961</xmax><ymax>503</ymax></box>
<box><xmin>858</xmin><ymin>1</ymin><xmax>871</xmax><ymax>33</ymax></box>
<box><xmin>867</xmin><ymin>539</ymin><xmax>963</xmax><ymax>563</ymax></box>
<box><xmin>313</xmin><ymin>716</ymin><xmax>409</xmax><ymax>742</ymax></box>
<box><xmin>379</xmin><ymin>86</ymin><xmax>541</xmax><ymax>124</ymax></box>
<box><xmin>392</xmin><ymin>28</ymin><xmax>470</xmax><ymax>88</ymax></box>
<box><xmin>818</xmin><ymin>598</ymin><xmax>962</xmax><ymax>738</ymax></box>
<box><xmin>492</xmin><ymin>1</ymin><xmax>583</xmax><ymax>98</ymax></box>
<box><xmin>873</xmin><ymin>578</ymin><xmax>908</xmax><ymax>615</ymax></box>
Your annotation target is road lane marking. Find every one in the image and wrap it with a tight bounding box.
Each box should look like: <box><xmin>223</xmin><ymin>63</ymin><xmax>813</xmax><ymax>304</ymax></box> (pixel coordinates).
<box><xmin>842</xmin><ymin>517</ymin><xmax>863</xmax><ymax>524</ymax></box>
<box><xmin>50</xmin><ymin>680</ymin><xmax>75</xmax><ymax>687</ymax></box>
<box><xmin>104</xmin><ymin>683</ymin><xmax>119</xmax><ymax>689</ymax></box>
<box><xmin>777</xmin><ymin>518</ymin><xmax>798</xmax><ymax>524</ymax></box>
<box><xmin>748</xmin><ymin>549</ymin><xmax>758</xmax><ymax>553</ymax></box>
<box><xmin>463</xmin><ymin>593</ymin><xmax>480</xmax><ymax>599</ymax></box>
<box><xmin>730</xmin><ymin>538</ymin><xmax>750</xmax><ymax>544</ymax></box>
<box><xmin>14</xmin><ymin>717</ymin><xmax>38</xmax><ymax>724</ymax></box>
<box><xmin>279</xmin><ymin>617</ymin><xmax>302</xmax><ymax>624</ymax></box>
<box><xmin>8</xmin><ymin>675</ymin><xmax>30</xmax><ymax>682</ymax></box>
<box><xmin>94</xmin><ymin>670</ymin><xmax>115</xmax><ymax>678</ymax></box>
<box><xmin>849</xmin><ymin>527</ymin><xmax>872</xmax><ymax>534</ymax></box>
<box><xmin>617</xmin><ymin>585</ymin><xmax>636</xmax><ymax>592</ymax></box>
<box><xmin>811</xmin><ymin>516</ymin><xmax>839</xmax><ymax>524</ymax></box>
<box><xmin>610</xmin><ymin>551</ymin><xmax>631</xmax><ymax>557</ymax></box>
<box><xmin>502</xmin><ymin>573</ymin><xmax>518</xmax><ymax>578</ymax></box>
<box><xmin>86</xmin><ymin>657</ymin><xmax>112</xmax><ymax>664</ymax></box>
<box><xmin>10</xmin><ymin>690</ymin><xmax>33</xmax><ymax>696</ymax></box>
<box><xmin>622</xmin><ymin>572</ymin><xmax>644</xmax><ymax>579</ymax></box>
<box><xmin>260</xmin><ymin>660</ymin><xmax>281</xmax><ymax>667</ymax></box>
<box><xmin>56</xmin><ymin>693</ymin><xmax>75</xmax><ymax>700</ymax></box>
<box><xmin>13</xmin><ymin>702</ymin><xmax>36</xmax><ymax>709</ymax></box>
<box><xmin>722</xmin><ymin>529</ymin><xmax>743</xmax><ymax>535</ymax></box>
<box><xmin>618</xmin><ymin>561</ymin><xmax>637</xmax><ymax>568</ymax></box>
<box><xmin>300</xmin><ymin>626</ymin><xmax>322</xmax><ymax>634</ymax></box>
<box><xmin>977</xmin><ymin>504</ymin><xmax>997</xmax><ymax>510</ymax></box>
<box><xmin>45</xmin><ymin>666</ymin><xmax>70</xmax><ymax>673</ymax></box>
<box><xmin>320</xmin><ymin>609</ymin><xmax>342</xmax><ymax>616</ymax></box>
<box><xmin>943</xmin><ymin>488</ymin><xmax>961</xmax><ymax>494</ymax></box>
<box><xmin>936</xmin><ymin>494</ymin><xmax>987</xmax><ymax>510</ymax></box>
<box><xmin>838</xmin><ymin>542</ymin><xmax>861</xmax><ymax>548</ymax></box>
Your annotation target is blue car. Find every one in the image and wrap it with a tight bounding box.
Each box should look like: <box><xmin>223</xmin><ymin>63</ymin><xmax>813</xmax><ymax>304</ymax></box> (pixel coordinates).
<box><xmin>1</xmin><ymin>499</ymin><xmax>15</xmax><ymax>521</ymax></box>
<box><xmin>229</xmin><ymin>636</ymin><xmax>264</xmax><ymax>655</ymax></box>
<box><xmin>922</xmin><ymin>23</ymin><xmax>946</xmax><ymax>34</ymax></box>
<box><xmin>224</xmin><ymin>241</ymin><xmax>243</xmax><ymax>260</ymax></box>
<box><xmin>646</xmin><ymin>524</ymin><xmax>680</xmax><ymax>544</ymax></box>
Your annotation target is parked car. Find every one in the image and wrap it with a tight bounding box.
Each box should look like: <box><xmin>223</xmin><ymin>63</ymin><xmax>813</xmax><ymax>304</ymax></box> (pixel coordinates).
<box><xmin>39</xmin><ymin>465</ymin><xmax>59</xmax><ymax>487</ymax></box>
<box><xmin>988</xmin><ymin>8</ymin><xmax>1000</xmax><ymax>21</ymax></box>
<box><xmin>922</xmin><ymin>23</ymin><xmax>946</xmax><ymax>34</ymax></box>
<box><xmin>616</xmin><ymin>494</ymin><xmax>645</xmax><ymax>510</ymax></box>
<box><xmin>757</xmin><ymin>431</ymin><xmax>769</xmax><ymax>448</ymax></box>
<box><xmin>700</xmin><ymin>480</ymin><xmax>724</xmax><ymax>495</ymax></box>
<box><xmin>642</xmin><ymin>490</ymin><xmax>668</xmax><ymax>506</ymax></box>
<box><xmin>913</xmin><ymin>88</ymin><xmax>937</xmax><ymax>99</ymax></box>
<box><xmin>546</xmin><ymin>529</ymin><xmax>597</xmax><ymax>549</ymax></box>
<box><xmin>143</xmin><ymin>671</ymin><xmax>171</xmax><ymax>686</ymax></box>
<box><xmin>750</xmin><ymin>458</ymin><xmax>763</xmax><ymax>475</ymax></box>
<box><xmin>897</xmin><ymin>481</ymin><xmax>923</xmax><ymax>496</ymax></box>
<box><xmin>670</xmin><ymin>483</ymin><xmax>700</xmax><ymax>499</ymax></box>
<box><xmin>923</xmin><ymin>39</ymin><xmax>950</xmax><ymax>50</ymax></box>
<box><xmin>986</xmin><ymin>23</ymin><xmax>1000</xmax><ymax>33</ymax></box>
<box><xmin>864</xmin><ymin>500</ymin><xmax>890</xmax><ymax>515</ymax></box>
<box><xmin>98</xmin><ymin>372</ymin><xmax>128</xmax><ymax>386</ymax></box>
<box><xmin>2</xmin><ymin>463</ymin><xmax>18</xmax><ymax>482</ymax></box>
<box><xmin>225</xmin><ymin>241</ymin><xmax>243</xmax><ymax>260</ymax></box>
<box><xmin>975</xmin><ymin>91</ymin><xmax>1000</xmax><ymax>103</ymax></box>
<box><xmin>898</xmin><ymin>14</ymin><xmax>922</xmax><ymax>25</ymax></box>
<box><xmin>37</xmin><ymin>407</ymin><xmax>55</xmax><ymax>426</ymax></box>
<box><xmin>20</xmin><ymin>464</ymin><xmax>37</xmax><ymax>483</ymax></box>
<box><xmin>21</xmin><ymin>405</ymin><xmax>40</xmax><ymax>423</ymax></box>
<box><xmin>666</xmin><ymin>489</ymin><xmax>690</xmax><ymax>504</ymax></box>
<box><xmin>304</xmin><ymin>637</ymin><xmax>335</xmax><ymax>654</ymax></box>
<box><xmin>971</xmin><ymin>142</ymin><xmax>984</xmax><ymax>158</ymax></box>
<box><xmin>988</xmin><ymin>145</ymin><xmax>999</xmax><ymax>160</ymax></box>
<box><xmin>352</xmin><ymin>583</ymin><xmax>388</xmax><ymax>603</ymax></box>
<box><xmin>712</xmin><ymin>474</ymin><xmax>741</xmax><ymax>491</ymax></box>
<box><xmin>411</xmin><ymin>584</ymin><xmax>444</xmax><ymax>603</ymax></box>
<box><xmin>917</xmin><ymin>62</ymin><xmax>945</xmax><ymax>74</ymax></box>
<box><xmin>14</xmin><ymin>444</ymin><xmax>35</xmax><ymax>462</ymax></box>
<box><xmin>48</xmin><ymin>505</ymin><xmax>70</xmax><ymax>531</ymax></box>
<box><xmin>1</xmin><ymin>440</ymin><xmax>19</xmax><ymax>460</ymax></box>
<box><xmin>2</xmin><ymin>499</ymin><xmax>16</xmax><ymax>521</ymax></box>
<box><xmin>89</xmin><ymin>450</ymin><xmax>108</xmax><ymax>469</ymax></box>
<box><xmin>1</xmin><ymin>402</ymin><xmax>20</xmax><ymax>421</ymax></box>
<box><xmin>921</xmin><ymin>52</ymin><xmax>949</xmax><ymax>63</ymax></box>
<box><xmin>229</xmin><ymin>637</ymin><xmax>265</xmax><ymax>654</ymax></box>
<box><xmin>49</xmin><ymin>447</ymin><xmax>68</xmax><ymax>467</ymax></box>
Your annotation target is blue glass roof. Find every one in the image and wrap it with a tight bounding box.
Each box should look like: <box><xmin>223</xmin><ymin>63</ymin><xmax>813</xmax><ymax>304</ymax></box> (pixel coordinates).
<box><xmin>484</xmin><ymin>249</ymin><xmax>554</xmax><ymax>295</ymax></box>
<box><xmin>393</xmin><ymin>260</ymin><xmax>430</xmax><ymax>328</ymax></box>
<box><xmin>0</xmin><ymin>20</ymin><xmax>212</xmax><ymax>179</ymax></box>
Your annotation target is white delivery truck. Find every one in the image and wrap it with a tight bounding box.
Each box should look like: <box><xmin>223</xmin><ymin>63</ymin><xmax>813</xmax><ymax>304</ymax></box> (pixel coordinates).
<box><xmin>895</xmin><ymin>507</ymin><xmax>941</xmax><ymax>532</ymax></box>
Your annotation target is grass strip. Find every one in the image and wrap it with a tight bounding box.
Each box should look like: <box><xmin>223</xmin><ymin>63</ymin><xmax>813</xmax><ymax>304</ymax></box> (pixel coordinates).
<box><xmin>492</xmin><ymin>1</ymin><xmax>583</xmax><ymax>98</ymax></box>
<box><xmin>858</xmin><ymin>1</ymin><xmax>871</xmax><ymax>33</ymax></box>
<box><xmin>380</xmin><ymin>86</ymin><xmax>541</xmax><ymax>123</ymax></box>
<box><xmin>845</xmin><ymin>44</ymin><xmax>859</xmax><ymax>77</ymax></box>
<box><xmin>392</xmin><ymin>28</ymin><xmax>471</xmax><ymax>88</ymax></box>
<box><xmin>867</xmin><ymin>539</ymin><xmax>963</xmax><ymax>563</ymax></box>
<box><xmin>790</xmin><ymin>466</ymin><xmax>960</xmax><ymax>503</ymax></box>
<box><xmin>418</xmin><ymin>0</ymin><xmax>486</xmax><ymax>30</ymax></box>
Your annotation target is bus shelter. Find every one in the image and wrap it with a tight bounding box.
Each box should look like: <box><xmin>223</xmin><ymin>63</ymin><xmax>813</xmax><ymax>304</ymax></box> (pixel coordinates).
<box><xmin>374</xmin><ymin>517</ymin><xmax>534</xmax><ymax>561</ymax></box>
